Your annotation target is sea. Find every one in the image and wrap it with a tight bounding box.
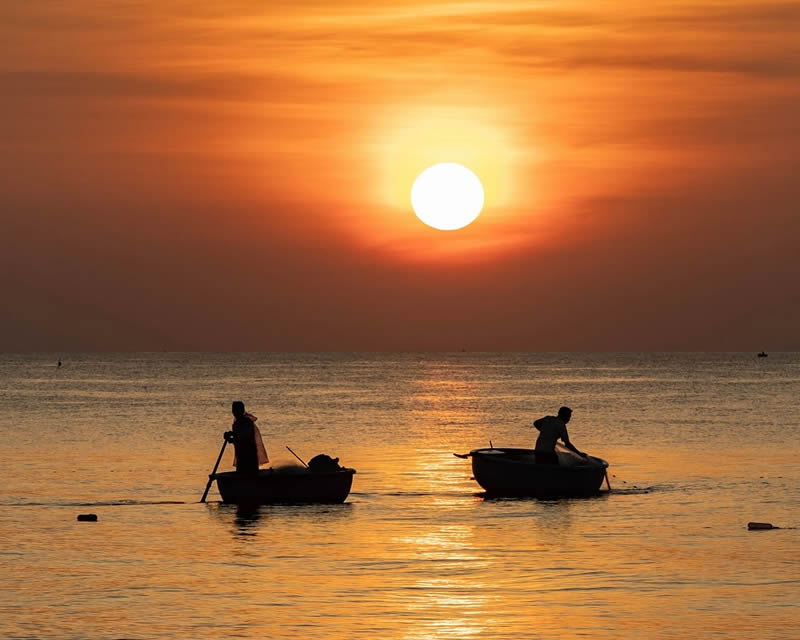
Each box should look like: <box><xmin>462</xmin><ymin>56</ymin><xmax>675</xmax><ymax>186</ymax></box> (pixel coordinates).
<box><xmin>1</xmin><ymin>352</ymin><xmax>798</xmax><ymax>639</ymax></box>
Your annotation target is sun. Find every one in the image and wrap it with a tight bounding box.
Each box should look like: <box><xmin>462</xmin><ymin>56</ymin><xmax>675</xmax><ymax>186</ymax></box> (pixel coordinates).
<box><xmin>411</xmin><ymin>163</ymin><xmax>484</xmax><ymax>231</ymax></box>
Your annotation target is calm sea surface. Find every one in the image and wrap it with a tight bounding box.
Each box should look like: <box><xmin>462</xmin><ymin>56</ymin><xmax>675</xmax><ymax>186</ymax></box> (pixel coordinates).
<box><xmin>1</xmin><ymin>353</ymin><xmax>798</xmax><ymax>639</ymax></box>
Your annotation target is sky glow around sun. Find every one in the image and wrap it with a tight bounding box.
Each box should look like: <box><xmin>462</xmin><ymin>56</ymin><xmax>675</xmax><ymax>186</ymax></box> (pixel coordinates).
<box><xmin>2</xmin><ymin>1</ymin><xmax>799</xmax><ymax>350</ymax></box>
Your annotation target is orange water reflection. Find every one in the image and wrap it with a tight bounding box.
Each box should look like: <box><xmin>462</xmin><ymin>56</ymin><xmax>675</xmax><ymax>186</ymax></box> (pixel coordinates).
<box><xmin>5</xmin><ymin>354</ymin><xmax>800</xmax><ymax>638</ymax></box>
<box><xmin>396</xmin><ymin>526</ymin><xmax>491</xmax><ymax>639</ymax></box>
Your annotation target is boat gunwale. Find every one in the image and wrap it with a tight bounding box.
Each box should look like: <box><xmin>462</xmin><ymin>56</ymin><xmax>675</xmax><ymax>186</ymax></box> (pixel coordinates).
<box><xmin>469</xmin><ymin>447</ymin><xmax>608</xmax><ymax>469</ymax></box>
<box><xmin>213</xmin><ymin>467</ymin><xmax>356</xmax><ymax>480</ymax></box>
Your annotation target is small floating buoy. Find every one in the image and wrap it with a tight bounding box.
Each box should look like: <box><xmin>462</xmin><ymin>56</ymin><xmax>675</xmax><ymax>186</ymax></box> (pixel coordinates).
<box><xmin>77</xmin><ymin>514</ymin><xmax>98</xmax><ymax>522</ymax></box>
<box><xmin>748</xmin><ymin>521</ymin><xmax>776</xmax><ymax>530</ymax></box>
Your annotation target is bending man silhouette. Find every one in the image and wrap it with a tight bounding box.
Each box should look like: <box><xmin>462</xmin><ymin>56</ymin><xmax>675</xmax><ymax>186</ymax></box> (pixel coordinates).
<box><xmin>533</xmin><ymin>406</ymin><xmax>587</xmax><ymax>465</ymax></box>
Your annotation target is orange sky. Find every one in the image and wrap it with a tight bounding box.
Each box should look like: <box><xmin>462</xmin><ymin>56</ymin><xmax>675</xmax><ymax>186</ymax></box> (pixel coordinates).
<box><xmin>1</xmin><ymin>1</ymin><xmax>799</xmax><ymax>350</ymax></box>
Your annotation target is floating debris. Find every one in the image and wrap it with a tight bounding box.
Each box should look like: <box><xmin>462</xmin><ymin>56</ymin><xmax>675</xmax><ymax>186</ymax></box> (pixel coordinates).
<box><xmin>748</xmin><ymin>521</ymin><xmax>777</xmax><ymax>530</ymax></box>
<box><xmin>77</xmin><ymin>514</ymin><xmax>98</xmax><ymax>522</ymax></box>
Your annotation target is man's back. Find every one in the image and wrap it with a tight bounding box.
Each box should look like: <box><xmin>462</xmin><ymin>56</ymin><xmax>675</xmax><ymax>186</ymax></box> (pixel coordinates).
<box><xmin>534</xmin><ymin>415</ymin><xmax>567</xmax><ymax>452</ymax></box>
<box><xmin>232</xmin><ymin>415</ymin><xmax>258</xmax><ymax>472</ymax></box>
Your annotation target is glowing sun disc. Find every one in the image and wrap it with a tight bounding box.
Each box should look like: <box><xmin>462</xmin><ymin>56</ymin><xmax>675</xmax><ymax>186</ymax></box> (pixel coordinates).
<box><xmin>411</xmin><ymin>163</ymin><xmax>484</xmax><ymax>231</ymax></box>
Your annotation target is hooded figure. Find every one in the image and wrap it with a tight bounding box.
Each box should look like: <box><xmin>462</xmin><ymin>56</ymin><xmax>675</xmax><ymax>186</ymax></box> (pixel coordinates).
<box><xmin>227</xmin><ymin>402</ymin><xmax>269</xmax><ymax>473</ymax></box>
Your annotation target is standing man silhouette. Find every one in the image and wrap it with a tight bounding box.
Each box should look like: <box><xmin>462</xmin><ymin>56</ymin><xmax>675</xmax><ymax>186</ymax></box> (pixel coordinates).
<box><xmin>225</xmin><ymin>401</ymin><xmax>268</xmax><ymax>473</ymax></box>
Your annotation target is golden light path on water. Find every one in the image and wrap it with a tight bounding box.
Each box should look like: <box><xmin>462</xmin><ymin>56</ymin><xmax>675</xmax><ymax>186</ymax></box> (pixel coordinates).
<box><xmin>1</xmin><ymin>353</ymin><xmax>799</xmax><ymax>638</ymax></box>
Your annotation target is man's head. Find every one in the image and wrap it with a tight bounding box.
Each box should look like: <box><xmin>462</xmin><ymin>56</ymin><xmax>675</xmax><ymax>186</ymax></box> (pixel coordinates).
<box><xmin>232</xmin><ymin>401</ymin><xmax>245</xmax><ymax>418</ymax></box>
<box><xmin>557</xmin><ymin>406</ymin><xmax>572</xmax><ymax>423</ymax></box>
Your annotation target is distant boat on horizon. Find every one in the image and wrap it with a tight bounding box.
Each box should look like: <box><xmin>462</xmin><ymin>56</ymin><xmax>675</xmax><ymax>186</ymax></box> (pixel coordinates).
<box><xmin>757</xmin><ymin>351</ymin><xmax>768</xmax><ymax>357</ymax></box>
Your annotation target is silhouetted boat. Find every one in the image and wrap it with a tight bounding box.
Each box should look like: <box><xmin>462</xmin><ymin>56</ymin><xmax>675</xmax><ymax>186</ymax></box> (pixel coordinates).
<box><xmin>214</xmin><ymin>465</ymin><xmax>356</xmax><ymax>504</ymax></box>
<box><xmin>757</xmin><ymin>351</ymin><xmax>768</xmax><ymax>357</ymax></box>
<box><xmin>459</xmin><ymin>445</ymin><xmax>609</xmax><ymax>497</ymax></box>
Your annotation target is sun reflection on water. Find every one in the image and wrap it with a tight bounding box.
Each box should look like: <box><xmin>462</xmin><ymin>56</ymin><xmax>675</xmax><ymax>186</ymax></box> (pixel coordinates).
<box><xmin>397</xmin><ymin>525</ymin><xmax>492</xmax><ymax>639</ymax></box>
<box><xmin>4</xmin><ymin>354</ymin><xmax>800</xmax><ymax>638</ymax></box>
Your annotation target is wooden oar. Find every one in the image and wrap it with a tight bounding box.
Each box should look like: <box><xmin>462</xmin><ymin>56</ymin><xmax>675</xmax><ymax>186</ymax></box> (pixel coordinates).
<box><xmin>286</xmin><ymin>446</ymin><xmax>309</xmax><ymax>468</ymax></box>
<box><xmin>200</xmin><ymin>439</ymin><xmax>227</xmax><ymax>503</ymax></box>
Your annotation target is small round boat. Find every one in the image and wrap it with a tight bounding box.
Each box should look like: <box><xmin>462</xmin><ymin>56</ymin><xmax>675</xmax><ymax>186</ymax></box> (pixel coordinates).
<box><xmin>214</xmin><ymin>466</ymin><xmax>356</xmax><ymax>504</ymax></box>
<box><xmin>466</xmin><ymin>446</ymin><xmax>609</xmax><ymax>497</ymax></box>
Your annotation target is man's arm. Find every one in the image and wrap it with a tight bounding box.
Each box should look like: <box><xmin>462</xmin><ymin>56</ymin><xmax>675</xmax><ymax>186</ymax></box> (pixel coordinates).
<box><xmin>533</xmin><ymin>417</ymin><xmax>544</xmax><ymax>431</ymax></box>
<box><xmin>561</xmin><ymin>429</ymin><xmax>587</xmax><ymax>457</ymax></box>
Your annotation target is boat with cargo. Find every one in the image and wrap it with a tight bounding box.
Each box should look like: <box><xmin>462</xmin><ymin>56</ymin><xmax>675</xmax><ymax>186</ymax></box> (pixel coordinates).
<box><xmin>214</xmin><ymin>463</ymin><xmax>356</xmax><ymax>504</ymax></box>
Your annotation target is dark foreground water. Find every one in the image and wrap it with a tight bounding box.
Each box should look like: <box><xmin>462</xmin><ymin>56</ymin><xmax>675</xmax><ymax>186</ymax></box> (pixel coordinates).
<box><xmin>1</xmin><ymin>353</ymin><xmax>798</xmax><ymax>639</ymax></box>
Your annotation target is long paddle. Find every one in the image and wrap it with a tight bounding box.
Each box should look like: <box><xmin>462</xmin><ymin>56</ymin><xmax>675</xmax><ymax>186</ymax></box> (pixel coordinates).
<box><xmin>200</xmin><ymin>439</ymin><xmax>227</xmax><ymax>503</ymax></box>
